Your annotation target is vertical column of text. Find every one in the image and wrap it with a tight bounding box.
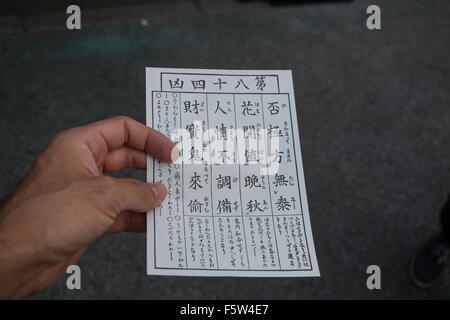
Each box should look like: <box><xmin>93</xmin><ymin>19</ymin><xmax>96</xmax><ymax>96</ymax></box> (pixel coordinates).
<box><xmin>262</xmin><ymin>94</ymin><xmax>311</xmax><ymax>270</ymax></box>
<box><xmin>153</xmin><ymin>92</ymin><xmax>186</xmax><ymax>269</ymax></box>
<box><xmin>181</xmin><ymin>92</ymin><xmax>217</xmax><ymax>269</ymax></box>
<box><xmin>235</xmin><ymin>93</ymin><xmax>280</xmax><ymax>270</ymax></box>
<box><xmin>208</xmin><ymin>93</ymin><xmax>249</xmax><ymax>270</ymax></box>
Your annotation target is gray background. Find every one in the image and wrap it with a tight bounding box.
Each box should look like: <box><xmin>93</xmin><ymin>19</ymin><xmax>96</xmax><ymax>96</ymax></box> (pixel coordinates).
<box><xmin>0</xmin><ymin>0</ymin><xmax>449</xmax><ymax>299</ymax></box>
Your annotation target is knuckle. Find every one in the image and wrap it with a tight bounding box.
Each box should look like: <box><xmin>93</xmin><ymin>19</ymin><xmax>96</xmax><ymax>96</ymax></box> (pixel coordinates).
<box><xmin>49</xmin><ymin>130</ymin><xmax>66</xmax><ymax>145</ymax></box>
<box><xmin>94</xmin><ymin>176</ymin><xmax>119</xmax><ymax>206</ymax></box>
<box><xmin>50</xmin><ymin>128</ymin><xmax>75</xmax><ymax>143</ymax></box>
<box><xmin>112</xmin><ymin>115</ymin><xmax>131</xmax><ymax>123</ymax></box>
<box><xmin>49</xmin><ymin>128</ymin><xmax>79</xmax><ymax>150</ymax></box>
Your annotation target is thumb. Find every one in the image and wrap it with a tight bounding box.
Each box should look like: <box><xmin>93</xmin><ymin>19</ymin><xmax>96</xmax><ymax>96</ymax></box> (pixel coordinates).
<box><xmin>99</xmin><ymin>177</ymin><xmax>167</xmax><ymax>214</ymax></box>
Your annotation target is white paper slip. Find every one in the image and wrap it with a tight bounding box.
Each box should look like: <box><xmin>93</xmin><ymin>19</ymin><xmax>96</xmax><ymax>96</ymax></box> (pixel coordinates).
<box><xmin>146</xmin><ymin>67</ymin><xmax>319</xmax><ymax>277</ymax></box>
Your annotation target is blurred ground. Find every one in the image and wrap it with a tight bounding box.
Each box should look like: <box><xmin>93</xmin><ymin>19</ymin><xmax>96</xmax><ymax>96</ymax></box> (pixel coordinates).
<box><xmin>0</xmin><ymin>0</ymin><xmax>449</xmax><ymax>299</ymax></box>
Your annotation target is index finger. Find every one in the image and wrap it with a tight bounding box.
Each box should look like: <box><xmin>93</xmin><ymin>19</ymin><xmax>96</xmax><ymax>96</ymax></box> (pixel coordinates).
<box><xmin>82</xmin><ymin>116</ymin><xmax>179</xmax><ymax>163</ymax></box>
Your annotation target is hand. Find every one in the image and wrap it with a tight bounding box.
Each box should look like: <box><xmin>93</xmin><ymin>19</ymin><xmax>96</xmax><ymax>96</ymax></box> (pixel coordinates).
<box><xmin>0</xmin><ymin>116</ymin><xmax>178</xmax><ymax>299</ymax></box>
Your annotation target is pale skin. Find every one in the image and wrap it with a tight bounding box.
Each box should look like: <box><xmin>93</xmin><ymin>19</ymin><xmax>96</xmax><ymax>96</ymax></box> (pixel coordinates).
<box><xmin>0</xmin><ymin>116</ymin><xmax>179</xmax><ymax>299</ymax></box>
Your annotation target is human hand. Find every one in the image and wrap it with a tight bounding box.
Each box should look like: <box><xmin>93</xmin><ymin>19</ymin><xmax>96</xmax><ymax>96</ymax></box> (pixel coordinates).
<box><xmin>0</xmin><ymin>116</ymin><xmax>178</xmax><ymax>299</ymax></box>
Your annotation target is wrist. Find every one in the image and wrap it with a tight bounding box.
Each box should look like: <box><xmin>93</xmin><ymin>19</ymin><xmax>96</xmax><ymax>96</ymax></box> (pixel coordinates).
<box><xmin>0</xmin><ymin>224</ymin><xmax>44</xmax><ymax>298</ymax></box>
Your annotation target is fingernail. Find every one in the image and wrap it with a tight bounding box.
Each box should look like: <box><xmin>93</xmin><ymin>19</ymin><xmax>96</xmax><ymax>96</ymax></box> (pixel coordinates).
<box><xmin>171</xmin><ymin>146</ymin><xmax>181</xmax><ymax>162</ymax></box>
<box><xmin>150</xmin><ymin>183</ymin><xmax>166</xmax><ymax>200</ymax></box>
